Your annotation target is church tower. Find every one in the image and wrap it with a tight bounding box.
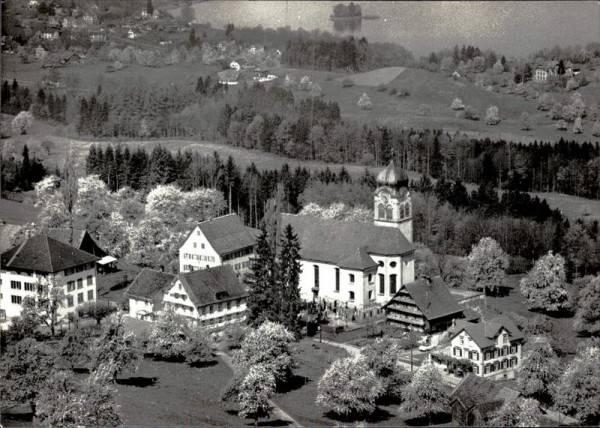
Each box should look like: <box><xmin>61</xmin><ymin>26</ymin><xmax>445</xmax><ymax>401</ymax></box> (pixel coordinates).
<box><xmin>373</xmin><ymin>160</ymin><xmax>413</xmax><ymax>242</ymax></box>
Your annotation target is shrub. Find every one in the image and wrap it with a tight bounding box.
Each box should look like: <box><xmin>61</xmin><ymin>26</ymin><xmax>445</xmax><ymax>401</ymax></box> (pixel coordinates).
<box><xmin>341</xmin><ymin>77</ymin><xmax>354</xmax><ymax>88</ymax></box>
<box><xmin>485</xmin><ymin>105</ymin><xmax>501</xmax><ymax>125</ymax></box>
<box><xmin>357</xmin><ymin>93</ymin><xmax>373</xmax><ymax>110</ymax></box>
<box><xmin>464</xmin><ymin>105</ymin><xmax>479</xmax><ymax>121</ymax></box>
<box><xmin>451</xmin><ymin>97</ymin><xmax>465</xmax><ymax>110</ymax></box>
<box><xmin>298</xmin><ymin>76</ymin><xmax>311</xmax><ymax>91</ymax></box>
<box><xmin>573</xmin><ymin>117</ymin><xmax>583</xmax><ymax>134</ymax></box>
<box><xmin>556</xmin><ymin>119</ymin><xmax>568</xmax><ymax>130</ymax></box>
<box><xmin>397</xmin><ymin>88</ymin><xmax>410</xmax><ymax>97</ymax></box>
<box><xmin>219</xmin><ymin>322</ymin><xmax>249</xmax><ymax>350</ymax></box>
<box><xmin>388</xmin><ymin>87</ymin><xmax>397</xmax><ymax>95</ymax></box>
<box><xmin>537</xmin><ymin>93</ymin><xmax>555</xmax><ymax>111</ymax></box>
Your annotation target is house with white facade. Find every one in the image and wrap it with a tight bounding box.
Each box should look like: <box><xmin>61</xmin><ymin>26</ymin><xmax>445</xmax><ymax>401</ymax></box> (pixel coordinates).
<box><xmin>433</xmin><ymin>316</ymin><xmax>525</xmax><ymax>380</ymax></box>
<box><xmin>0</xmin><ymin>235</ymin><xmax>99</xmax><ymax>322</ymax></box>
<box><xmin>534</xmin><ymin>67</ymin><xmax>549</xmax><ymax>83</ymax></box>
<box><xmin>179</xmin><ymin>213</ymin><xmax>259</xmax><ymax>274</ymax></box>
<box><xmin>279</xmin><ymin>161</ymin><xmax>415</xmax><ymax>311</ymax></box>
<box><xmin>125</xmin><ymin>265</ymin><xmax>248</xmax><ymax>329</ymax></box>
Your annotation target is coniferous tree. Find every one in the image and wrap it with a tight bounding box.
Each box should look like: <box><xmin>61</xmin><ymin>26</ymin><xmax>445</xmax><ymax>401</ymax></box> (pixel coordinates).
<box><xmin>245</xmin><ymin>229</ymin><xmax>277</xmax><ymax>327</ymax></box>
<box><xmin>277</xmin><ymin>224</ymin><xmax>302</xmax><ymax>335</ymax></box>
<box><xmin>430</xmin><ymin>137</ymin><xmax>443</xmax><ymax>178</ymax></box>
<box><xmin>146</xmin><ymin>0</ymin><xmax>154</xmax><ymax>14</ymax></box>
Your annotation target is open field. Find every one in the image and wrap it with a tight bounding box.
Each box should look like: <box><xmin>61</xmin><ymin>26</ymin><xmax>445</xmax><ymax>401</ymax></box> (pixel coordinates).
<box><xmin>336</xmin><ymin>66</ymin><xmax>406</xmax><ymax>86</ymax></box>
<box><xmin>0</xmin><ymin>198</ymin><xmax>39</xmax><ymax>225</ymax></box>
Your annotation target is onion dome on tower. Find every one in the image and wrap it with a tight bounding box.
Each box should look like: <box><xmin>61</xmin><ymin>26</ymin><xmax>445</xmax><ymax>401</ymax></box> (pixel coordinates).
<box><xmin>376</xmin><ymin>160</ymin><xmax>409</xmax><ymax>191</ymax></box>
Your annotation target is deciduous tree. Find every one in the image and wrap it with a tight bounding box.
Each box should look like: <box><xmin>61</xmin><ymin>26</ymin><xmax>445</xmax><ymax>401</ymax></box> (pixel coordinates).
<box><xmin>466</xmin><ymin>237</ymin><xmax>509</xmax><ymax>294</ymax></box>
<box><xmin>517</xmin><ymin>336</ymin><xmax>560</xmax><ymax>403</ymax></box>
<box><xmin>520</xmin><ymin>252</ymin><xmax>569</xmax><ymax>313</ymax></box>
<box><xmin>360</xmin><ymin>337</ymin><xmax>411</xmax><ymax>401</ymax></box>
<box><xmin>237</xmin><ymin>364</ymin><xmax>275</xmax><ymax>424</ymax></box>
<box><xmin>399</xmin><ymin>363</ymin><xmax>447</xmax><ymax>425</ymax></box>
<box><xmin>316</xmin><ymin>355</ymin><xmax>384</xmax><ymax>418</ymax></box>
<box><xmin>12</xmin><ymin>111</ymin><xmax>34</xmax><ymax>135</ymax></box>
<box><xmin>573</xmin><ymin>275</ymin><xmax>600</xmax><ymax>336</ymax></box>
<box><xmin>488</xmin><ymin>396</ymin><xmax>542</xmax><ymax>427</ymax></box>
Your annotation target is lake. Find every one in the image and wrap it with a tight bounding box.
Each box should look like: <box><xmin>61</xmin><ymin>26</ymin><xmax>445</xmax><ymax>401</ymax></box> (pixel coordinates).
<box><xmin>170</xmin><ymin>1</ymin><xmax>599</xmax><ymax>58</ymax></box>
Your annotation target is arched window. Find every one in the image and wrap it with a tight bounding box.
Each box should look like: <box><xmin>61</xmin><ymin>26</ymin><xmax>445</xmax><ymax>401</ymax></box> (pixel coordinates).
<box><xmin>385</xmin><ymin>205</ymin><xmax>393</xmax><ymax>220</ymax></box>
<box><xmin>378</xmin><ymin>204</ymin><xmax>385</xmax><ymax>219</ymax></box>
<box><xmin>405</xmin><ymin>203</ymin><xmax>411</xmax><ymax>217</ymax></box>
<box><xmin>400</xmin><ymin>204</ymin><xmax>405</xmax><ymax>219</ymax></box>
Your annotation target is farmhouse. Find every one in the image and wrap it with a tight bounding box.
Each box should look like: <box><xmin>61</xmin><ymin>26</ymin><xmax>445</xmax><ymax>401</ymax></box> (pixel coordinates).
<box><xmin>432</xmin><ymin>315</ymin><xmax>525</xmax><ymax>379</ymax></box>
<box><xmin>42</xmin><ymin>227</ymin><xmax>107</xmax><ymax>258</ymax></box>
<box><xmin>35</xmin><ymin>45</ymin><xmax>47</xmax><ymax>59</ymax></box>
<box><xmin>279</xmin><ymin>161</ymin><xmax>415</xmax><ymax>311</ymax></box>
<box><xmin>179</xmin><ymin>213</ymin><xmax>259</xmax><ymax>274</ymax></box>
<box><xmin>534</xmin><ymin>67</ymin><xmax>549</xmax><ymax>83</ymax></box>
<box><xmin>449</xmin><ymin>373</ymin><xmax>520</xmax><ymax>426</ymax></box>
<box><xmin>0</xmin><ymin>235</ymin><xmax>99</xmax><ymax>321</ymax></box>
<box><xmin>125</xmin><ymin>265</ymin><xmax>248</xmax><ymax>329</ymax></box>
<box><xmin>382</xmin><ymin>276</ymin><xmax>466</xmax><ymax>333</ymax></box>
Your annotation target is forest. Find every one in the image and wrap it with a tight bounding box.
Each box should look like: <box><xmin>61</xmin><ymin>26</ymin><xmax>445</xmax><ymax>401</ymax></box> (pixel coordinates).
<box><xmin>82</xmin><ymin>144</ymin><xmax>600</xmax><ymax>279</ymax></box>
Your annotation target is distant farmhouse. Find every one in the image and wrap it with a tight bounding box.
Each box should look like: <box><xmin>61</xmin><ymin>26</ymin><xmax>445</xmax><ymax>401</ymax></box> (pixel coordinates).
<box><xmin>0</xmin><ymin>235</ymin><xmax>99</xmax><ymax>321</ymax></box>
<box><xmin>125</xmin><ymin>265</ymin><xmax>248</xmax><ymax>328</ymax></box>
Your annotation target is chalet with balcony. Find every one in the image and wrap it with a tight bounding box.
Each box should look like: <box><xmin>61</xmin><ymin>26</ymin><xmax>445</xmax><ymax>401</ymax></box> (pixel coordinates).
<box><xmin>382</xmin><ymin>276</ymin><xmax>464</xmax><ymax>332</ymax></box>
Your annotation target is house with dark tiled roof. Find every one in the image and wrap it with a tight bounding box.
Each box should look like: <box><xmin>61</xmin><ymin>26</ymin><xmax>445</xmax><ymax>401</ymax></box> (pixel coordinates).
<box><xmin>42</xmin><ymin>228</ymin><xmax>107</xmax><ymax>258</ymax></box>
<box><xmin>449</xmin><ymin>373</ymin><xmax>520</xmax><ymax>426</ymax></box>
<box><xmin>124</xmin><ymin>269</ymin><xmax>176</xmax><ymax>320</ymax></box>
<box><xmin>125</xmin><ymin>265</ymin><xmax>248</xmax><ymax>328</ymax></box>
<box><xmin>0</xmin><ymin>235</ymin><xmax>99</xmax><ymax>321</ymax></box>
<box><xmin>179</xmin><ymin>213</ymin><xmax>259</xmax><ymax>275</ymax></box>
<box><xmin>279</xmin><ymin>161</ymin><xmax>415</xmax><ymax>311</ymax></box>
<box><xmin>437</xmin><ymin>316</ymin><xmax>525</xmax><ymax>379</ymax></box>
<box><xmin>382</xmin><ymin>276</ymin><xmax>466</xmax><ymax>333</ymax></box>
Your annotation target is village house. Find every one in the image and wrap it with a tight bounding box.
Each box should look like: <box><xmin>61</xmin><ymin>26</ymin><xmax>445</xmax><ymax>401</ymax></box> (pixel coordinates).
<box><xmin>0</xmin><ymin>235</ymin><xmax>99</xmax><ymax>321</ymax></box>
<box><xmin>449</xmin><ymin>373</ymin><xmax>521</xmax><ymax>426</ymax></box>
<box><xmin>179</xmin><ymin>213</ymin><xmax>259</xmax><ymax>274</ymax></box>
<box><xmin>217</xmin><ymin>69</ymin><xmax>239</xmax><ymax>85</ymax></box>
<box><xmin>382</xmin><ymin>276</ymin><xmax>467</xmax><ymax>333</ymax></box>
<box><xmin>125</xmin><ymin>265</ymin><xmax>248</xmax><ymax>329</ymax></box>
<box><xmin>40</xmin><ymin>30</ymin><xmax>59</xmax><ymax>41</ymax></box>
<box><xmin>89</xmin><ymin>32</ymin><xmax>107</xmax><ymax>43</ymax></box>
<box><xmin>127</xmin><ymin>29</ymin><xmax>136</xmax><ymax>39</ymax></box>
<box><xmin>432</xmin><ymin>315</ymin><xmax>525</xmax><ymax>379</ymax></box>
<box><xmin>42</xmin><ymin>227</ymin><xmax>115</xmax><ymax>272</ymax></box>
<box><xmin>534</xmin><ymin>67</ymin><xmax>549</xmax><ymax>83</ymax></box>
<box><xmin>82</xmin><ymin>13</ymin><xmax>97</xmax><ymax>26</ymax></box>
<box><xmin>279</xmin><ymin>162</ymin><xmax>415</xmax><ymax>311</ymax></box>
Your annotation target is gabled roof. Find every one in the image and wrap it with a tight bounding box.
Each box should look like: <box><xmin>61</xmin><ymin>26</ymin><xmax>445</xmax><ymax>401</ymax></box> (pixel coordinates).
<box><xmin>450</xmin><ymin>315</ymin><xmax>524</xmax><ymax>349</ymax></box>
<box><xmin>383</xmin><ymin>276</ymin><xmax>463</xmax><ymax>321</ymax></box>
<box><xmin>179</xmin><ymin>265</ymin><xmax>247</xmax><ymax>307</ymax></box>
<box><xmin>1</xmin><ymin>235</ymin><xmax>99</xmax><ymax>274</ymax></box>
<box><xmin>449</xmin><ymin>373</ymin><xmax>520</xmax><ymax>418</ymax></box>
<box><xmin>338</xmin><ymin>246</ymin><xmax>378</xmax><ymax>270</ymax></box>
<box><xmin>42</xmin><ymin>227</ymin><xmax>107</xmax><ymax>257</ymax></box>
<box><xmin>124</xmin><ymin>268</ymin><xmax>176</xmax><ymax>301</ymax></box>
<box><xmin>279</xmin><ymin>214</ymin><xmax>414</xmax><ymax>269</ymax></box>
<box><xmin>188</xmin><ymin>213</ymin><xmax>257</xmax><ymax>256</ymax></box>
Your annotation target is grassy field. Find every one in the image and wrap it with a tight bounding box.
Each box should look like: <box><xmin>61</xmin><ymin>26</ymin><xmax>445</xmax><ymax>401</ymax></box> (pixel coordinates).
<box><xmin>0</xmin><ymin>198</ymin><xmax>39</xmax><ymax>224</ymax></box>
<box><xmin>336</xmin><ymin>66</ymin><xmax>406</xmax><ymax>86</ymax></box>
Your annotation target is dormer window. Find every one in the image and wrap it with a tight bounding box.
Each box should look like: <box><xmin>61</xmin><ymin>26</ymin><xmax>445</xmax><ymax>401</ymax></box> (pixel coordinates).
<box><xmin>502</xmin><ymin>333</ymin><xmax>508</xmax><ymax>344</ymax></box>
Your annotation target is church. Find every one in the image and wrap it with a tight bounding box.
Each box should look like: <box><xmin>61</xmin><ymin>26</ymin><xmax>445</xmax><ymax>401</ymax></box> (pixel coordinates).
<box><xmin>279</xmin><ymin>161</ymin><xmax>416</xmax><ymax>311</ymax></box>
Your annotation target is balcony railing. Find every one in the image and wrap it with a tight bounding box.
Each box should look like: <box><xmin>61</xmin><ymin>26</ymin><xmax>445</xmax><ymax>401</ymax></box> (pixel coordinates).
<box><xmin>386</xmin><ymin>303</ymin><xmax>421</xmax><ymax>315</ymax></box>
<box><xmin>387</xmin><ymin>311</ymin><xmax>425</xmax><ymax>325</ymax></box>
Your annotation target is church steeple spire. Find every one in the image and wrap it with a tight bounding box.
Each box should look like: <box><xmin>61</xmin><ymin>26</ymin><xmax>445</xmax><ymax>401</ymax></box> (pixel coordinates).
<box><xmin>373</xmin><ymin>161</ymin><xmax>413</xmax><ymax>242</ymax></box>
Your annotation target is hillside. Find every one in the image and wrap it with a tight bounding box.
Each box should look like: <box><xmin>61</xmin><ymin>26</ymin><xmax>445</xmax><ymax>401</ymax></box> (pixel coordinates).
<box><xmin>282</xmin><ymin>66</ymin><xmax>600</xmax><ymax>143</ymax></box>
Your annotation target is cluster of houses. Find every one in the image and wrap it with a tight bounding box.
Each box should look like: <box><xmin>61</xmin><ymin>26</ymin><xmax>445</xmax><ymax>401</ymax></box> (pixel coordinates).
<box><xmin>534</xmin><ymin>59</ymin><xmax>581</xmax><ymax>83</ymax></box>
<box><xmin>0</xmin><ymin>162</ymin><xmax>527</xmax><ymax>386</ymax></box>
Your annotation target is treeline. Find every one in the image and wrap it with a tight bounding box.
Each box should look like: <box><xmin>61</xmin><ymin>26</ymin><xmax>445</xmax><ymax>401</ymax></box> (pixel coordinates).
<box><xmin>1</xmin><ymin>79</ymin><xmax>33</xmax><ymax>116</ymax></box>
<box><xmin>282</xmin><ymin>36</ymin><xmax>368</xmax><ymax>72</ymax></box>
<box><xmin>1</xmin><ymin>144</ymin><xmax>47</xmax><ymax>192</ymax></box>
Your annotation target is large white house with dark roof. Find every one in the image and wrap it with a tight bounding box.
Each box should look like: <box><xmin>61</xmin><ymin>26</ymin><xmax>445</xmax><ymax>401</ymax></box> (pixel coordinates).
<box><xmin>279</xmin><ymin>161</ymin><xmax>416</xmax><ymax>311</ymax></box>
<box><xmin>179</xmin><ymin>213</ymin><xmax>260</xmax><ymax>275</ymax></box>
<box><xmin>0</xmin><ymin>235</ymin><xmax>99</xmax><ymax>321</ymax></box>
<box><xmin>125</xmin><ymin>265</ymin><xmax>248</xmax><ymax>329</ymax></box>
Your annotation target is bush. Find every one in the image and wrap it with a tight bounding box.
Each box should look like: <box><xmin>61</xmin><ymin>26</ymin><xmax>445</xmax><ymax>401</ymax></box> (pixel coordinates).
<box><xmin>397</xmin><ymin>88</ymin><xmax>410</xmax><ymax>97</ymax></box>
<box><xmin>341</xmin><ymin>77</ymin><xmax>354</xmax><ymax>88</ymax></box>
<box><xmin>464</xmin><ymin>105</ymin><xmax>480</xmax><ymax>121</ymax></box>
<box><xmin>388</xmin><ymin>87</ymin><xmax>397</xmax><ymax>95</ymax></box>
<box><xmin>357</xmin><ymin>93</ymin><xmax>373</xmax><ymax>110</ymax></box>
<box><xmin>451</xmin><ymin>97</ymin><xmax>465</xmax><ymax>110</ymax></box>
<box><xmin>485</xmin><ymin>105</ymin><xmax>501</xmax><ymax>125</ymax></box>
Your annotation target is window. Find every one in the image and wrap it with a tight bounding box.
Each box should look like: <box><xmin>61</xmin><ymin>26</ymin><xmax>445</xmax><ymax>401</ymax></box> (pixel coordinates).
<box><xmin>368</xmin><ymin>273</ymin><xmax>373</xmax><ymax>283</ymax></box>
<box><xmin>227</xmin><ymin>301</ymin><xmax>231</xmax><ymax>310</ymax></box>
<box><xmin>453</xmin><ymin>347</ymin><xmax>462</xmax><ymax>357</ymax></box>
<box><xmin>193</xmin><ymin>242</ymin><xmax>197</xmax><ymax>248</ymax></box>
<box><xmin>378</xmin><ymin>274</ymin><xmax>385</xmax><ymax>294</ymax></box>
<box><xmin>378</xmin><ymin>204</ymin><xmax>385</xmax><ymax>219</ymax></box>
<box><xmin>87</xmin><ymin>275</ymin><xmax>93</xmax><ymax>286</ymax></box>
<box><xmin>77</xmin><ymin>278</ymin><xmax>83</xmax><ymax>289</ymax></box>
<box><xmin>11</xmin><ymin>295</ymin><xmax>22</xmax><ymax>304</ymax></box>
<box><xmin>385</xmin><ymin>205</ymin><xmax>393</xmax><ymax>220</ymax></box>
<box><xmin>502</xmin><ymin>333</ymin><xmax>508</xmax><ymax>344</ymax></box>
<box><xmin>335</xmin><ymin>268</ymin><xmax>340</xmax><ymax>292</ymax></box>
<box><xmin>67</xmin><ymin>295</ymin><xmax>74</xmax><ymax>307</ymax></box>
<box><xmin>78</xmin><ymin>292</ymin><xmax>84</xmax><ymax>304</ymax></box>
<box><xmin>87</xmin><ymin>290</ymin><xmax>94</xmax><ymax>301</ymax></box>
<box><xmin>405</xmin><ymin>204</ymin><xmax>410</xmax><ymax>217</ymax></box>
<box><xmin>400</xmin><ymin>204</ymin><xmax>405</xmax><ymax>218</ymax></box>
<box><xmin>24</xmin><ymin>282</ymin><xmax>35</xmax><ymax>291</ymax></box>
<box><xmin>390</xmin><ymin>261</ymin><xmax>397</xmax><ymax>268</ymax></box>
<box><xmin>460</xmin><ymin>336</ymin><xmax>464</xmax><ymax>345</ymax></box>
<box><xmin>197</xmin><ymin>230</ymin><xmax>201</xmax><ymax>236</ymax></box>
<box><xmin>67</xmin><ymin>281</ymin><xmax>75</xmax><ymax>292</ymax></box>
<box><xmin>389</xmin><ymin>274</ymin><xmax>397</xmax><ymax>294</ymax></box>
<box><xmin>349</xmin><ymin>274</ymin><xmax>355</xmax><ymax>283</ymax></box>
<box><xmin>209</xmin><ymin>305</ymin><xmax>214</xmax><ymax>314</ymax></box>
<box><xmin>378</xmin><ymin>261</ymin><xmax>384</xmax><ymax>267</ymax></box>
<box><xmin>368</xmin><ymin>290</ymin><xmax>374</xmax><ymax>301</ymax></box>
<box><xmin>313</xmin><ymin>265</ymin><xmax>319</xmax><ymax>289</ymax></box>
<box><xmin>484</xmin><ymin>364</ymin><xmax>490</xmax><ymax>374</ymax></box>
<box><xmin>474</xmin><ymin>366</ymin><xmax>479</xmax><ymax>375</ymax></box>
<box><xmin>201</xmin><ymin>243</ymin><xmax>205</xmax><ymax>249</ymax></box>
<box><xmin>10</xmin><ymin>281</ymin><xmax>21</xmax><ymax>290</ymax></box>
<box><xmin>349</xmin><ymin>291</ymin><xmax>355</xmax><ymax>301</ymax></box>
<box><xmin>472</xmin><ymin>351</ymin><xmax>479</xmax><ymax>361</ymax></box>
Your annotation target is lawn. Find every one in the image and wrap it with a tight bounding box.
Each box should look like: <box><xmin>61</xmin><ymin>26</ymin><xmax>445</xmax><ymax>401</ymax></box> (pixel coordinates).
<box><xmin>0</xmin><ymin>198</ymin><xmax>39</xmax><ymax>225</ymax></box>
<box><xmin>115</xmin><ymin>357</ymin><xmax>250</xmax><ymax>426</ymax></box>
<box><xmin>336</xmin><ymin>66</ymin><xmax>406</xmax><ymax>86</ymax></box>
<box><xmin>273</xmin><ymin>339</ymin><xmax>456</xmax><ymax>427</ymax></box>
